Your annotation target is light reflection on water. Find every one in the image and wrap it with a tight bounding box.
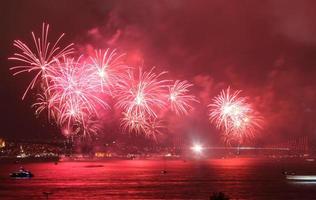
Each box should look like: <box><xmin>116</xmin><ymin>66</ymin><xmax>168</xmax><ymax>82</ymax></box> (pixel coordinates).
<box><xmin>0</xmin><ymin>158</ymin><xmax>316</xmax><ymax>199</ymax></box>
<box><xmin>289</xmin><ymin>181</ymin><xmax>316</xmax><ymax>185</ymax></box>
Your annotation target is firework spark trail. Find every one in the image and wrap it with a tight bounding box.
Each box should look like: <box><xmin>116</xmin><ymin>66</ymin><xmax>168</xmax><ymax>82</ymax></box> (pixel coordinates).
<box><xmin>61</xmin><ymin>124</ymin><xmax>80</xmax><ymax>136</ymax></box>
<box><xmin>168</xmin><ymin>80</ymin><xmax>199</xmax><ymax>115</ymax></box>
<box><xmin>80</xmin><ymin>117</ymin><xmax>102</xmax><ymax>136</ymax></box>
<box><xmin>209</xmin><ymin>87</ymin><xmax>263</xmax><ymax>144</ymax></box>
<box><xmin>32</xmin><ymin>92</ymin><xmax>59</xmax><ymax>121</ymax></box>
<box><xmin>9</xmin><ymin>23</ymin><xmax>74</xmax><ymax>99</ymax></box>
<box><xmin>32</xmin><ymin>93</ymin><xmax>50</xmax><ymax>117</ymax></box>
<box><xmin>144</xmin><ymin>117</ymin><xmax>165</xmax><ymax>141</ymax></box>
<box><xmin>57</xmin><ymin>97</ymin><xmax>84</xmax><ymax>129</ymax></box>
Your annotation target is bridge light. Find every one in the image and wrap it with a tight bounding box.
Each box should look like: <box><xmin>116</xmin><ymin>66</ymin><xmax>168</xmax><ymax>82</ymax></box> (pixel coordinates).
<box><xmin>191</xmin><ymin>143</ymin><xmax>203</xmax><ymax>154</ymax></box>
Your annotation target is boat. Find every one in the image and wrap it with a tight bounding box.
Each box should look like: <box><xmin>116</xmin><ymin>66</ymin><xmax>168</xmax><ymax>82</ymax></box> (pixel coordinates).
<box><xmin>286</xmin><ymin>175</ymin><xmax>316</xmax><ymax>181</ymax></box>
<box><xmin>210</xmin><ymin>192</ymin><xmax>230</xmax><ymax>200</ymax></box>
<box><xmin>282</xmin><ymin>171</ymin><xmax>296</xmax><ymax>175</ymax></box>
<box><xmin>10</xmin><ymin>167</ymin><xmax>34</xmax><ymax>178</ymax></box>
<box><xmin>161</xmin><ymin>170</ymin><xmax>167</xmax><ymax>174</ymax></box>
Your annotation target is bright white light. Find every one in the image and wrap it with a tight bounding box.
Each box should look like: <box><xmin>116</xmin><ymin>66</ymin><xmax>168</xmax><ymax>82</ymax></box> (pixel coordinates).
<box><xmin>169</xmin><ymin>93</ymin><xmax>177</xmax><ymax>101</ymax></box>
<box><xmin>286</xmin><ymin>175</ymin><xmax>316</xmax><ymax>181</ymax></box>
<box><xmin>98</xmin><ymin>70</ymin><xmax>105</xmax><ymax>78</ymax></box>
<box><xmin>69</xmin><ymin>109</ymin><xmax>76</xmax><ymax>116</ymax></box>
<box><xmin>191</xmin><ymin>144</ymin><xmax>203</xmax><ymax>153</ymax></box>
<box><xmin>135</xmin><ymin>93</ymin><xmax>144</xmax><ymax>105</ymax></box>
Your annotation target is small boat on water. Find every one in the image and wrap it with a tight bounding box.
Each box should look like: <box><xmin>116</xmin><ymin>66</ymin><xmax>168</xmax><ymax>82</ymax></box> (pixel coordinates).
<box><xmin>10</xmin><ymin>167</ymin><xmax>34</xmax><ymax>178</ymax></box>
<box><xmin>286</xmin><ymin>175</ymin><xmax>316</xmax><ymax>181</ymax></box>
<box><xmin>161</xmin><ymin>170</ymin><xmax>167</xmax><ymax>174</ymax></box>
<box><xmin>283</xmin><ymin>171</ymin><xmax>316</xmax><ymax>181</ymax></box>
<box><xmin>283</xmin><ymin>171</ymin><xmax>296</xmax><ymax>175</ymax></box>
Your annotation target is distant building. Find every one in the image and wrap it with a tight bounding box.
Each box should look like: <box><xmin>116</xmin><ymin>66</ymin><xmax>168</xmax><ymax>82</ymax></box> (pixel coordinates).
<box><xmin>0</xmin><ymin>138</ymin><xmax>5</xmax><ymax>148</ymax></box>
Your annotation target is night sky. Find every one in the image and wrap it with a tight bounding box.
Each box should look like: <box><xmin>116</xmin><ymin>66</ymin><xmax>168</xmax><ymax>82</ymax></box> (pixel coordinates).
<box><xmin>1</xmin><ymin>0</ymin><xmax>316</xmax><ymax>145</ymax></box>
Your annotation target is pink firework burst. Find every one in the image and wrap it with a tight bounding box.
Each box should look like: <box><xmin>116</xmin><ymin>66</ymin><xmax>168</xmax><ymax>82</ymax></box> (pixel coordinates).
<box><xmin>120</xmin><ymin>111</ymin><xmax>166</xmax><ymax>140</ymax></box>
<box><xmin>57</xmin><ymin>97</ymin><xmax>85</xmax><ymax>129</ymax></box>
<box><xmin>47</xmin><ymin>57</ymin><xmax>110</xmax><ymax>117</ymax></box>
<box><xmin>144</xmin><ymin>117</ymin><xmax>165</xmax><ymax>141</ymax></box>
<box><xmin>88</xmin><ymin>49</ymin><xmax>127</xmax><ymax>93</ymax></box>
<box><xmin>9</xmin><ymin>23</ymin><xmax>74</xmax><ymax>99</ymax></box>
<box><xmin>41</xmin><ymin>56</ymin><xmax>111</xmax><ymax>134</ymax></box>
<box><xmin>227</xmin><ymin>111</ymin><xmax>263</xmax><ymax>144</ymax></box>
<box><xmin>209</xmin><ymin>87</ymin><xmax>263</xmax><ymax>144</ymax></box>
<box><xmin>116</xmin><ymin>67</ymin><xmax>170</xmax><ymax>118</ymax></box>
<box><xmin>81</xmin><ymin>117</ymin><xmax>102</xmax><ymax>136</ymax></box>
<box><xmin>168</xmin><ymin>80</ymin><xmax>199</xmax><ymax>115</ymax></box>
<box><xmin>208</xmin><ymin>87</ymin><xmax>248</xmax><ymax>131</ymax></box>
<box><xmin>32</xmin><ymin>92</ymin><xmax>59</xmax><ymax>121</ymax></box>
<box><xmin>120</xmin><ymin>110</ymin><xmax>148</xmax><ymax>134</ymax></box>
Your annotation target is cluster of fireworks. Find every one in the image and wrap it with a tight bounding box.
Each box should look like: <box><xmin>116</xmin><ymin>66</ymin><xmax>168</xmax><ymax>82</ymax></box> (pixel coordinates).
<box><xmin>208</xmin><ymin>87</ymin><xmax>263</xmax><ymax>144</ymax></box>
<box><xmin>9</xmin><ymin>23</ymin><xmax>263</xmax><ymax>144</ymax></box>
<box><xmin>9</xmin><ymin>23</ymin><xmax>198</xmax><ymax>139</ymax></box>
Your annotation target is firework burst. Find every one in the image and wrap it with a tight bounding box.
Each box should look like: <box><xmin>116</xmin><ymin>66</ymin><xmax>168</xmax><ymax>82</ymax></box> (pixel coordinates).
<box><xmin>144</xmin><ymin>117</ymin><xmax>165</xmax><ymax>141</ymax></box>
<box><xmin>209</xmin><ymin>87</ymin><xmax>263</xmax><ymax>144</ymax></box>
<box><xmin>229</xmin><ymin>112</ymin><xmax>263</xmax><ymax>143</ymax></box>
<box><xmin>32</xmin><ymin>92</ymin><xmax>59</xmax><ymax>121</ymax></box>
<box><xmin>9</xmin><ymin>23</ymin><xmax>74</xmax><ymax>99</ymax></box>
<box><xmin>168</xmin><ymin>80</ymin><xmax>199</xmax><ymax>115</ymax></box>
<box><xmin>43</xmin><ymin>56</ymin><xmax>111</xmax><ymax>134</ymax></box>
<box><xmin>120</xmin><ymin>110</ymin><xmax>148</xmax><ymax>134</ymax></box>
<box><xmin>209</xmin><ymin>87</ymin><xmax>248</xmax><ymax>130</ymax></box>
<box><xmin>48</xmin><ymin>57</ymin><xmax>109</xmax><ymax>114</ymax></box>
<box><xmin>9</xmin><ymin>23</ymin><xmax>205</xmax><ymax>140</ymax></box>
<box><xmin>116</xmin><ymin>67</ymin><xmax>170</xmax><ymax>118</ymax></box>
<box><xmin>88</xmin><ymin>49</ymin><xmax>127</xmax><ymax>93</ymax></box>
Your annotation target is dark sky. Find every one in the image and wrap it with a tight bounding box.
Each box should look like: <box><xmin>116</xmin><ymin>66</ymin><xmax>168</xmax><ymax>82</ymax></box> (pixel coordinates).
<box><xmin>1</xmin><ymin>0</ymin><xmax>316</xmax><ymax>145</ymax></box>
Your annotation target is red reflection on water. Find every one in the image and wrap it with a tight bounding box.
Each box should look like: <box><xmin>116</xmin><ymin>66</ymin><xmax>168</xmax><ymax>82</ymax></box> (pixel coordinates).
<box><xmin>211</xmin><ymin>158</ymin><xmax>251</xmax><ymax>166</ymax></box>
<box><xmin>1</xmin><ymin>159</ymin><xmax>316</xmax><ymax>199</ymax></box>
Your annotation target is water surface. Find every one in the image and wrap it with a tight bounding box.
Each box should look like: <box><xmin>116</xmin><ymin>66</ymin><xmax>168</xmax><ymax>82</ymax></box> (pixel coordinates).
<box><xmin>1</xmin><ymin>158</ymin><xmax>316</xmax><ymax>199</ymax></box>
